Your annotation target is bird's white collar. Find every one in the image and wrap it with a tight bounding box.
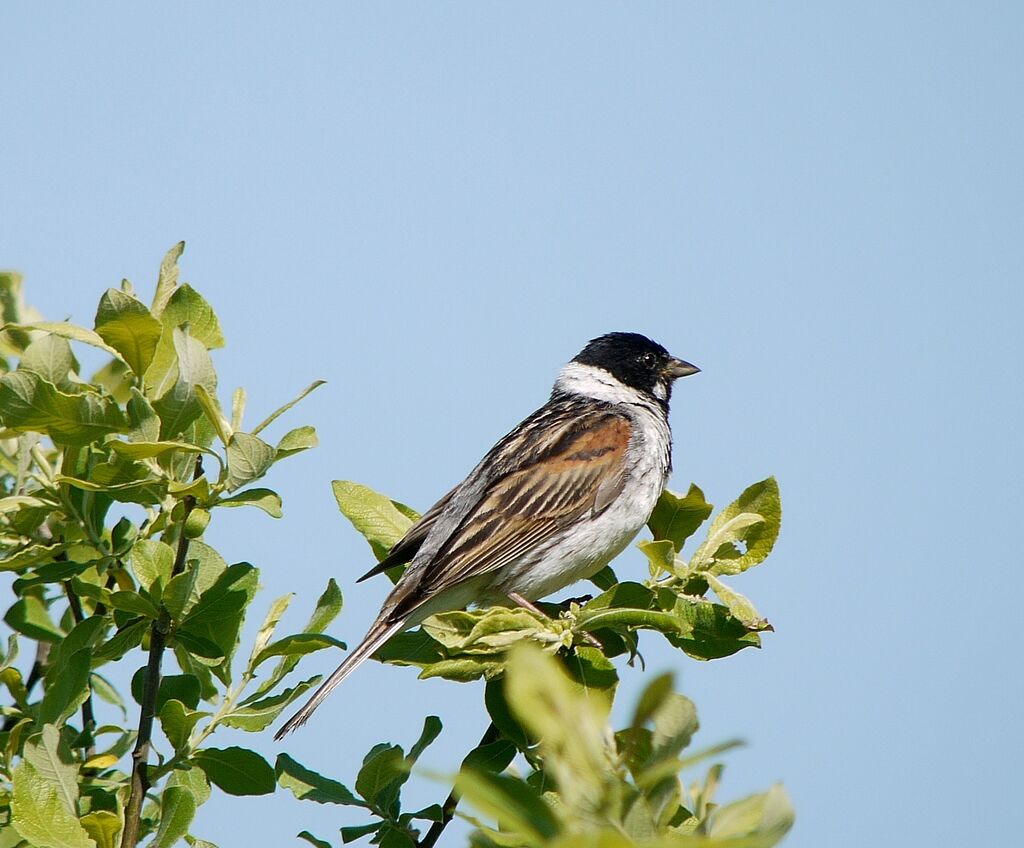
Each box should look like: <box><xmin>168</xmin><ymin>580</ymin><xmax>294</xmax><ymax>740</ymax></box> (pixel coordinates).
<box><xmin>554</xmin><ymin>362</ymin><xmax>651</xmax><ymax>406</ymax></box>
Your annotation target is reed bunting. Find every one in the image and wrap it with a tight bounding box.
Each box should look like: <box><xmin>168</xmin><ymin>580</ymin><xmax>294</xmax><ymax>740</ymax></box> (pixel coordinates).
<box><xmin>276</xmin><ymin>332</ymin><xmax>699</xmax><ymax>737</ymax></box>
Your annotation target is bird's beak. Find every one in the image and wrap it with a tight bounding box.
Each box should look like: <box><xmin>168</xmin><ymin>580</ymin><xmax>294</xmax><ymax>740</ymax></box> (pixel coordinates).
<box><xmin>663</xmin><ymin>357</ymin><xmax>701</xmax><ymax>380</ymax></box>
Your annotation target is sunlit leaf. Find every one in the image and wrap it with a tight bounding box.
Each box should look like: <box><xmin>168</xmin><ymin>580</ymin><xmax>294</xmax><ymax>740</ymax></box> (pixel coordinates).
<box><xmin>690</xmin><ymin>478</ymin><xmax>781</xmax><ymax>576</ymax></box>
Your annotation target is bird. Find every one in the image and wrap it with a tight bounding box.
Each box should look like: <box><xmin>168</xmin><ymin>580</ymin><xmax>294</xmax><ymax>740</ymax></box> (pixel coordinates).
<box><xmin>275</xmin><ymin>332</ymin><xmax>699</xmax><ymax>738</ymax></box>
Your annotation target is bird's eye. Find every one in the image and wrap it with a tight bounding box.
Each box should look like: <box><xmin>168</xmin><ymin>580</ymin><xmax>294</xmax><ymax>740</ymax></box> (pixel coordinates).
<box><xmin>640</xmin><ymin>352</ymin><xmax>657</xmax><ymax>367</ymax></box>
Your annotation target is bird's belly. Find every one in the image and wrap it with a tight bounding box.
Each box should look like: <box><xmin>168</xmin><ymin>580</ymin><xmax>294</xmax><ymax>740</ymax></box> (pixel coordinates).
<box><xmin>489</xmin><ymin>469</ymin><xmax>666</xmax><ymax>601</ymax></box>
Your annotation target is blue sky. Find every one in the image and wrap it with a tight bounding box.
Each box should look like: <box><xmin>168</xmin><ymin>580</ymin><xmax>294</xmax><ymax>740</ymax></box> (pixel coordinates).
<box><xmin>2</xmin><ymin>3</ymin><xmax>1022</xmax><ymax>846</ymax></box>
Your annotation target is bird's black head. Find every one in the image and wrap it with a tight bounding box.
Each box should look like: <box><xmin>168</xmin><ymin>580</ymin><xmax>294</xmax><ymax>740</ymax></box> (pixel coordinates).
<box><xmin>572</xmin><ymin>332</ymin><xmax>700</xmax><ymax>405</ymax></box>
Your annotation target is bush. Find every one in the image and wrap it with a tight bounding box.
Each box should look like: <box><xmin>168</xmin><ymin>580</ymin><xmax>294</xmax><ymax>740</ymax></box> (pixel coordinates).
<box><xmin>0</xmin><ymin>246</ymin><xmax>792</xmax><ymax>847</ymax></box>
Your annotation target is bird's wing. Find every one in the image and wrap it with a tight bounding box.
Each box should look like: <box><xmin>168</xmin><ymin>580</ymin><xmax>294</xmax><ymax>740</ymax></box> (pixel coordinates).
<box><xmin>390</xmin><ymin>407</ymin><xmax>633</xmax><ymax>618</ymax></box>
<box><xmin>356</xmin><ymin>485</ymin><xmax>458</xmax><ymax>582</ymax></box>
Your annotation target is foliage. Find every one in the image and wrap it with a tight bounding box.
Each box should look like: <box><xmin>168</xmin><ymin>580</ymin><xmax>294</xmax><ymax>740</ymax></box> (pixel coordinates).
<box><xmin>0</xmin><ymin>248</ymin><xmax>331</xmax><ymax>846</ymax></box>
<box><xmin>283</xmin><ymin>477</ymin><xmax>790</xmax><ymax>847</ymax></box>
<box><xmin>0</xmin><ymin>248</ymin><xmax>792</xmax><ymax>847</ymax></box>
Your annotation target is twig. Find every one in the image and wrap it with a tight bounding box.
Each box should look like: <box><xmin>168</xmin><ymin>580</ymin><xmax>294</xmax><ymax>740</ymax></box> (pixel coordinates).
<box><xmin>121</xmin><ymin>457</ymin><xmax>202</xmax><ymax>848</ymax></box>
<box><xmin>63</xmin><ymin>578</ymin><xmax>97</xmax><ymax>756</ymax></box>
<box><xmin>418</xmin><ymin>722</ymin><xmax>501</xmax><ymax>848</ymax></box>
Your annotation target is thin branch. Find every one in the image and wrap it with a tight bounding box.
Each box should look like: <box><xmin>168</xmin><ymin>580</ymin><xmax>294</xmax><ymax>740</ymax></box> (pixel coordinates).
<box><xmin>63</xmin><ymin>578</ymin><xmax>97</xmax><ymax>756</ymax></box>
<box><xmin>418</xmin><ymin>722</ymin><xmax>501</xmax><ymax>848</ymax></box>
<box><xmin>121</xmin><ymin>457</ymin><xmax>202</xmax><ymax>848</ymax></box>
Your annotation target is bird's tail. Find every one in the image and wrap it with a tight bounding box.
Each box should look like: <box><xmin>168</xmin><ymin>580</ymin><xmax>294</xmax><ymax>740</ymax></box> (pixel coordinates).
<box><xmin>274</xmin><ymin>616</ymin><xmax>407</xmax><ymax>740</ymax></box>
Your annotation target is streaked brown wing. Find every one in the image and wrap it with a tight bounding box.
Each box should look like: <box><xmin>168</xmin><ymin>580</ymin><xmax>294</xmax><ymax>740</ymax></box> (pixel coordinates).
<box><xmin>394</xmin><ymin>410</ymin><xmax>632</xmax><ymax>613</ymax></box>
<box><xmin>356</xmin><ymin>485</ymin><xmax>458</xmax><ymax>582</ymax></box>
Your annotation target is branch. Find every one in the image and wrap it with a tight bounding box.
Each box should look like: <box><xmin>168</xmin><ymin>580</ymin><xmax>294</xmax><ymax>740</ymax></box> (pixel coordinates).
<box><xmin>418</xmin><ymin>722</ymin><xmax>500</xmax><ymax>848</ymax></box>
<box><xmin>121</xmin><ymin>457</ymin><xmax>202</xmax><ymax>848</ymax></box>
<box><xmin>63</xmin><ymin>578</ymin><xmax>97</xmax><ymax>756</ymax></box>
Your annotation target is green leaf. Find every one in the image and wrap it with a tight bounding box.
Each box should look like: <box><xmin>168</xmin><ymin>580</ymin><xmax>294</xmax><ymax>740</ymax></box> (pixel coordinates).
<box><xmin>630</xmin><ymin>672</ymin><xmax>675</xmax><ymax>730</ymax></box>
<box><xmin>296</xmin><ymin>832</ymin><xmax>333</xmax><ymax>848</ymax></box>
<box><xmin>690</xmin><ymin>478</ymin><xmax>781</xmax><ymax>576</ymax></box>
<box><xmin>38</xmin><ymin>648</ymin><xmax>92</xmax><ymax>727</ymax></box>
<box><xmin>485</xmin><ymin>679</ymin><xmax>532</xmax><ymax>751</ymax></box>
<box><xmin>373</xmin><ymin>628</ymin><xmax>445</xmax><ymax>670</ymax></box>
<box><xmin>664</xmin><ymin>597</ymin><xmax>763</xmax><ymax>660</ymax></box>
<box><xmin>461</xmin><ymin>739</ymin><xmax>518</xmax><ymax>776</ymax></box>
<box><xmin>151</xmin><ymin>785</ymin><xmax>197</xmax><ymax>848</ymax></box>
<box><xmin>637</xmin><ymin>539</ymin><xmax>676</xmax><ymax>579</ymax></box>
<box><xmin>94</xmin><ymin>288</ymin><xmax>163</xmax><ymax>376</ymax></box>
<box><xmin>192</xmin><ymin>386</ymin><xmax>231</xmax><ymax>450</ymax></box>
<box><xmin>331</xmin><ymin>480</ymin><xmax>414</xmax><ymax>561</ymax></box>
<box><xmin>126</xmin><ymin>387</ymin><xmax>160</xmax><ymax>441</ymax></box>
<box><xmin>275</xmin><ymin>753</ymin><xmax>366</xmax><ymax>806</ymax></box>
<box><xmin>10</xmin><ymin>761</ymin><xmax>94</xmax><ymax>848</ymax></box>
<box><xmin>225</xmin><ymin>432</ymin><xmax>276</xmax><ymax>491</ymax></box>
<box><xmin>131</xmin><ymin>539</ymin><xmax>175</xmax><ymax>594</ymax></box>
<box><xmin>251</xmin><ymin>380</ymin><xmax>325</xmax><ymax>435</ymax></box>
<box><xmin>221</xmin><ymin>676</ymin><xmax>320</xmax><ymax>732</ymax></box>
<box><xmin>249</xmin><ymin>593</ymin><xmax>292</xmax><ymax>662</ymax></box>
<box><xmin>456</xmin><ymin>768</ymin><xmax>560</xmax><ymax>843</ymax></box>
<box><xmin>5</xmin><ymin>321</ymin><xmax>129</xmax><ymax>368</ymax></box>
<box><xmin>179</xmin><ymin>562</ymin><xmax>258</xmax><ymax>665</ymax></box>
<box><xmin>408</xmin><ymin>715</ymin><xmax>442</xmax><ymax>763</ymax></box>
<box><xmin>648</xmin><ymin>693</ymin><xmax>699</xmax><ymax>765</ymax></box>
<box><xmin>193</xmin><ymin>747</ymin><xmax>275</xmax><ymax>796</ymax></box>
<box><xmin>23</xmin><ymin>725</ymin><xmax>80</xmax><ymax>816</ymax></box>
<box><xmin>5</xmin><ymin>595</ymin><xmax>63</xmax><ymax>641</ymax></box>
<box><xmin>705</xmin><ymin>574</ymin><xmax>770</xmax><ymax>630</ymax></box>
<box><xmin>79</xmin><ymin>811</ymin><xmax>121</xmax><ymax>848</ymax></box>
<box><xmin>560</xmin><ymin>646</ymin><xmax>619</xmax><ymax>705</ymax></box>
<box><xmin>106</xmin><ymin>591</ymin><xmax>160</xmax><ymax>619</ymax></box>
<box><xmin>107</xmin><ymin>438</ymin><xmax>208</xmax><ymax>460</ymax></box>
<box><xmin>20</xmin><ymin>333</ymin><xmax>78</xmax><ymax>386</ymax></box>
<box><xmin>163</xmin><ymin>565</ymin><xmax>200</xmax><ymax>620</ymax></box>
<box><xmin>92</xmin><ymin>619</ymin><xmax>148</xmax><ymax>664</ymax></box>
<box><xmin>159</xmin><ymin>699</ymin><xmax>208</xmax><ymax>751</ymax></box>
<box><xmin>275</xmin><ymin>425</ymin><xmax>318</xmax><ymax>459</ymax></box>
<box><xmin>0</xmin><ymin>541</ymin><xmax>67</xmax><ymax>573</ymax></box>
<box><xmin>708</xmin><ymin>783</ymin><xmax>795</xmax><ymax>846</ymax></box>
<box><xmin>157</xmin><ymin>674</ymin><xmax>203</xmax><ymax>711</ymax></box>
<box><xmin>418</xmin><ymin>656</ymin><xmax>501</xmax><ymax>682</ymax></box>
<box><xmin>503</xmin><ymin>644</ymin><xmax>610</xmax><ymax>814</ymax></box>
<box><xmin>647</xmin><ymin>484</ymin><xmax>713</xmax><ymax>551</ymax></box>
<box><xmin>161</xmin><ymin>284</ymin><xmax>225</xmax><ymax>349</ymax></box>
<box><xmin>422</xmin><ymin>607</ymin><xmax>552</xmax><ymax>654</ymax></box>
<box><xmin>355</xmin><ymin>744</ymin><xmax>406</xmax><ymax>806</ymax></box>
<box><xmin>151</xmin><ymin>241</ymin><xmax>185</xmax><ymax>316</ymax></box>
<box><xmin>216</xmin><ymin>487</ymin><xmax>282</xmax><ymax>518</ymax></box>
<box><xmin>250</xmin><ymin>578</ymin><xmax>343</xmax><ymax>699</ymax></box>
<box><xmin>252</xmin><ymin>633</ymin><xmax>346</xmax><ymax>667</ymax></box>
<box><xmin>167</xmin><ymin>764</ymin><xmax>212</xmax><ymax>807</ymax></box>
<box><xmin>151</xmin><ymin>327</ymin><xmax>218</xmax><ymax>439</ymax></box>
<box><xmin>0</xmin><ymin>370</ymin><xmax>128</xmax><ymax>444</ymax></box>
